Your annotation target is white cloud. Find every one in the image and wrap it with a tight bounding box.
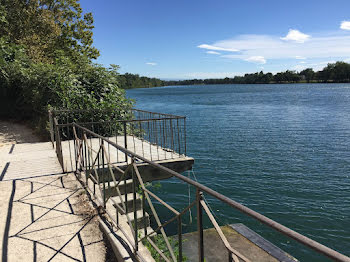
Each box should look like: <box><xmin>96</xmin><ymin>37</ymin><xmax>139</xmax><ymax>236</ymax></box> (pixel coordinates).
<box><xmin>146</xmin><ymin>62</ymin><xmax>157</xmax><ymax>66</ymax></box>
<box><xmin>245</xmin><ymin>56</ymin><xmax>266</xmax><ymax>64</ymax></box>
<box><xmin>197</xmin><ymin>44</ymin><xmax>239</xmax><ymax>52</ymax></box>
<box><xmin>340</xmin><ymin>21</ymin><xmax>350</xmax><ymax>30</ymax></box>
<box><xmin>207</xmin><ymin>33</ymin><xmax>350</xmax><ymax>64</ymax></box>
<box><xmin>206</xmin><ymin>51</ymin><xmax>221</xmax><ymax>55</ymax></box>
<box><xmin>281</xmin><ymin>29</ymin><xmax>310</xmax><ymax>43</ymax></box>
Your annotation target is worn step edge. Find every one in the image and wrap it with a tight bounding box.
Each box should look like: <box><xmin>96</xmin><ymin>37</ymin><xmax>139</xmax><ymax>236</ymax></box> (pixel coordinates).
<box><xmin>98</xmin><ymin>217</ymin><xmax>155</xmax><ymax>262</ymax></box>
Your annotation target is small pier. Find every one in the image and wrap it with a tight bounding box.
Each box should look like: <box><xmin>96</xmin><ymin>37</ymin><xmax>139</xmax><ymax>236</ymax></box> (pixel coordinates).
<box><xmin>60</xmin><ymin>136</ymin><xmax>194</xmax><ymax>181</ymax></box>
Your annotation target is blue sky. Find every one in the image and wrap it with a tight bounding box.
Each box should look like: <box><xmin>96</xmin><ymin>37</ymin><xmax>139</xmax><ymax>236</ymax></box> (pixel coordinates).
<box><xmin>80</xmin><ymin>0</ymin><xmax>350</xmax><ymax>79</ymax></box>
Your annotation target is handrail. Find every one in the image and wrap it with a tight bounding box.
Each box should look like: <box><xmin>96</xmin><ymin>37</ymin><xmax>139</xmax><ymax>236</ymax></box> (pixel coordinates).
<box><xmin>55</xmin><ymin>117</ymin><xmax>186</xmax><ymax>127</ymax></box>
<box><xmin>51</xmin><ymin>108</ymin><xmax>185</xmax><ymax>119</ymax></box>
<box><xmin>72</xmin><ymin>122</ymin><xmax>350</xmax><ymax>262</ymax></box>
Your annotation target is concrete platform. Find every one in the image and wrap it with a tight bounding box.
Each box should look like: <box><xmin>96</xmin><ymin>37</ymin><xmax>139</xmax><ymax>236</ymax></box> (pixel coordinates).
<box><xmin>181</xmin><ymin>224</ymin><xmax>298</xmax><ymax>262</ymax></box>
<box><xmin>61</xmin><ymin>136</ymin><xmax>194</xmax><ymax>181</ymax></box>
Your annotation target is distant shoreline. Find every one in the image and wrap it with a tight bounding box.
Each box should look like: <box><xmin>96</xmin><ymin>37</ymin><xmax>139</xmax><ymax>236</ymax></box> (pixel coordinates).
<box><xmin>120</xmin><ymin>61</ymin><xmax>350</xmax><ymax>89</ymax></box>
<box><xmin>126</xmin><ymin>81</ymin><xmax>350</xmax><ymax>90</ymax></box>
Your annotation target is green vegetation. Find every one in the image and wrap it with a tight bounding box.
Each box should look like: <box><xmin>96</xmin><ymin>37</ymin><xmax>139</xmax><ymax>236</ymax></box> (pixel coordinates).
<box><xmin>142</xmin><ymin>235</ymin><xmax>187</xmax><ymax>262</ymax></box>
<box><xmin>0</xmin><ymin>0</ymin><xmax>132</xmax><ymax>135</ymax></box>
<box><xmin>118</xmin><ymin>73</ymin><xmax>164</xmax><ymax>89</ymax></box>
<box><xmin>164</xmin><ymin>62</ymin><xmax>350</xmax><ymax>86</ymax></box>
<box><xmin>116</xmin><ymin>61</ymin><xmax>350</xmax><ymax>90</ymax></box>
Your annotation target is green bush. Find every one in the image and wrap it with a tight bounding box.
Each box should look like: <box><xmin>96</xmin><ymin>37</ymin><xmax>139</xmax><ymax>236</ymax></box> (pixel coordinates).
<box><xmin>0</xmin><ymin>0</ymin><xmax>133</xmax><ymax>137</ymax></box>
<box><xmin>0</xmin><ymin>38</ymin><xmax>133</xmax><ymax>136</ymax></box>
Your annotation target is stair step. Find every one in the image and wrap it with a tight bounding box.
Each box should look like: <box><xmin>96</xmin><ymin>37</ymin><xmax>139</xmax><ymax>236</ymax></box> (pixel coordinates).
<box><xmin>102</xmin><ymin>179</ymin><xmax>135</xmax><ymax>197</ymax></box>
<box><xmin>111</xmin><ymin>193</ymin><xmax>142</xmax><ymax>214</ymax></box>
<box><xmin>120</xmin><ymin>209</ymin><xmax>150</xmax><ymax>229</ymax></box>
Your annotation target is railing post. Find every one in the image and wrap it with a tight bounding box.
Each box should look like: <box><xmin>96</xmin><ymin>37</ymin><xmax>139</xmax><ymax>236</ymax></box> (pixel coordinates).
<box><xmin>132</xmin><ymin>159</ymin><xmax>138</xmax><ymax>252</ymax></box>
<box><xmin>54</xmin><ymin>118</ymin><xmax>64</xmax><ymax>172</ymax></box>
<box><xmin>196</xmin><ymin>189</ymin><xmax>204</xmax><ymax>262</ymax></box>
<box><xmin>123</xmin><ymin>121</ymin><xmax>128</xmax><ymax>163</ymax></box>
<box><xmin>178</xmin><ymin>215</ymin><xmax>183</xmax><ymax>262</ymax></box>
<box><xmin>48</xmin><ymin>110</ymin><xmax>54</xmax><ymax>148</ymax></box>
<box><xmin>184</xmin><ymin>117</ymin><xmax>187</xmax><ymax>156</ymax></box>
<box><xmin>102</xmin><ymin>140</ymin><xmax>106</xmax><ymax>207</ymax></box>
<box><xmin>142</xmin><ymin>187</ymin><xmax>146</xmax><ymax>239</ymax></box>
<box><xmin>228</xmin><ymin>251</ymin><xmax>233</xmax><ymax>262</ymax></box>
<box><xmin>84</xmin><ymin>131</ymin><xmax>88</xmax><ymax>186</ymax></box>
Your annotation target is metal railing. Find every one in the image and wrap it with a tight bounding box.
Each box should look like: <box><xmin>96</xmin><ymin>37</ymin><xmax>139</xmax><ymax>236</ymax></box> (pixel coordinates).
<box><xmin>48</xmin><ymin>108</ymin><xmax>186</xmax><ymax>172</ymax></box>
<box><xmin>67</xmin><ymin>120</ymin><xmax>350</xmax><ymax>262</ymax></box>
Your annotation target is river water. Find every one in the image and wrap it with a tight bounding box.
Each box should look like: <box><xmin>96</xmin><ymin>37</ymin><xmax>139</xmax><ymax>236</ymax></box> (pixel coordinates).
<box><xmin>127</xmin><ymin>83</ymin><xmax>350</xmax><ymax>261</ymax></box>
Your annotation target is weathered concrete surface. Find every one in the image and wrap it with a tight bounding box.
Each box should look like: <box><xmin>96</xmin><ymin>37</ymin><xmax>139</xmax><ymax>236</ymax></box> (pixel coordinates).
<box><xmin>181</xmin><ymin>225</ymin><xmax>297</xmax><ymax>262</ymax></box>
<box><xmin>61</xmin><ymin>137</ymin><xmax>194</xmax><ymax>177</ymax></box>
<box><xmin>82</xmin><ymin>173</ymin><xmax>155</xmax><ymax>262</ymax></box>
<box><xmin>0</xmin><ymin>173</ymin><xmax>109</xmax><ymax>262</ymax></box>
<box><xmin>0</xmin><ymin>121</ymin><xmax>113</xmax><ymax>262</ymax></box>
<box><xmin>0</xmin><ymin>142</ymin><xmax>63</xmax><ymax>181</ymax></box>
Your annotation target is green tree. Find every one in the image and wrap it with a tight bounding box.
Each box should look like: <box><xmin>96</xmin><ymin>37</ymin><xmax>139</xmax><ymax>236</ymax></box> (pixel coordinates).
<box><xmin>0</xmin><ymin>0</ymin><xmax>99</xmax><ymax>63</ymax></box>
<box><xmin>300</xmin><ymin>68</ymin><xmax>315</xmax><ymax>82</ymax></box>
<box><xmin>0</xmin><ymin>0</ymin><xmax>132</xmax><ymax>136</ymax></box>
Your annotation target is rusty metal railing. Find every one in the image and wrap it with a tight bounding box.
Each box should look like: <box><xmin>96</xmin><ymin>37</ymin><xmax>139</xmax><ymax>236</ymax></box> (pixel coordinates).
<box><xmin>48</xmin><ymin>108</ymin><xmax>186</xmax><ymax>172</ymax></box>
<box><xmin>68</xmin><ymin>121</ymin><xmax>350</xmax><ymax>262</ymax></box>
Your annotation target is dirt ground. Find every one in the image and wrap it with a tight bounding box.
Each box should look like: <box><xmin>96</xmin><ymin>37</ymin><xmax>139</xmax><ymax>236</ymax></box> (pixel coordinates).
<box><xmin>0</xmin><ymin>120</ymin><xmax>43</xmax><ymax>146</ymax></box>
<box><xmin>0</xmin><ymin>120</ymin><xmax>115</xmax><ymax>262</ymax></box>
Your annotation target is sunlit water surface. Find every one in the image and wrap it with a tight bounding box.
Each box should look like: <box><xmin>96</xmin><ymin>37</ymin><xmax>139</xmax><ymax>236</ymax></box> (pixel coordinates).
<box><xmin>127</xmin><ymin>83</ymin><xmax>350</xmax><ymax>261</ymax></box>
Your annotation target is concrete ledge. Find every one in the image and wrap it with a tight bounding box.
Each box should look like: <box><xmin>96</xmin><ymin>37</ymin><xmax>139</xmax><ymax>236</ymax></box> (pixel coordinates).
<box><xmin>99</xmin><ymin>217</ymin><xmax>138</xmax><ymax>262</ymax></box>
<box><xmin>230</xmin><ymin>224</ymin><xmax>298</xmax><ymax>262</ymax></box>
<box><xmin>77</xmin><ymin>172</ymin><xmax>155</xmax><ymax>262</ymax></box>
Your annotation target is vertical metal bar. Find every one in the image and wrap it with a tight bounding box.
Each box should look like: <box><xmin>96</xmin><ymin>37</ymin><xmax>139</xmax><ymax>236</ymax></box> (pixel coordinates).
<box><xmin>124</xmin><ymin>121</ymin><xmax>128</xmax><ymax>163</ymax></box>
<box><xmin>125</xmin><ymin>171</ymin><xmax>128</xmax><ymax>214</ymax></box>
<box><xmin>115</xmin><ymin>123</ymin><xmax>119</xmax><ymax>163</ymax></box>
<box><xmin>178</xmin><ymin>216</ymin><xmax>183</xmax><ymax>262</ymax></box>
<box><xmin>139</xmin><ymin>121</ymin><xmax>145</xmax><ymax>158</ymax></box>
<box><xmin>177</xmin><ymin>118</ymin><xmax>181</xmax><ymax>155</ymax></box>
<box><xmin>102</xmin><ymin>140</ymin><xmax>106</xmax><ymax>207</ymax></box>
<box><xmin>97</xmin><ymin>139</ymin><xmax>100</xmax><ymax>184</ymax></box>
<box><xmin>162</xmin><ymin>119</ymin><xmax>166</xmax><ymax>152</ymax></box>
<box><xmin>116</xmin><ymin>207</ymin><xmax>119</xmax><ymax>225</ymax></box>
<box><xmin>170</xmin><ymin>119</ymin><xmax>174</xmax><ymax>158</ymax></box>
<box><xmin>228</xmin><ymin>251</ymin><xmax>233</xmax><ymax>262</ymax></box>
<box><xmin>184</xmin><ymin>118</ymin><xmax>187</xmax><ymax>156</ymax></box>
<box><xmin>48</xmin><ymin>111</ymin><xmax>54</xmax><ymax>147</ymax></box>
<box><xmin>83</xmin><ymin>132</ymin><xmax>87</xmax><ymax>172</ymax></box>
<box><xmin>142</xmin><ymin>188</ymin><xmax>146</xmax><ymax>238</ymax></box>
<box><xmin>155</xmin><ymin>120</ymin><xmax>159</xmax><ymax>160</ymax></box>
<box><xmin>86</xmin><ymin>132</ymin><xmax>90</xmax><ymax>186</ymax></box>
<box><xmin>197</xmin><ymin>190</ymin><xmax>204</xmax><ymax>262</ymax></box>
<box><xmin>148</xmin><ymin>120</ymin><xmax>152</xmax><ymax>161</ymax></box>
<box><xmin>80</xmin><ymin>128</ymin><xmax>85</xmax><ymax>169</ymax></box>
<box><xmin>132</xmin><ymin>161</ymin><xmax>138</xmax><ymax>252</ymax></box>
<box><xmin>132</xmin><ymin>122</ymin><xmax>136</xmax><ymax>154</ymax></box>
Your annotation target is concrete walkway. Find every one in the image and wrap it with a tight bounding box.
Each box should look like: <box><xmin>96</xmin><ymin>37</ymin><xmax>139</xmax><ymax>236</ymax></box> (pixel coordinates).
<box><xmin>0</xmin><ymin>121</ymin><xmax>111</xmax><ymax>262</ymax></box>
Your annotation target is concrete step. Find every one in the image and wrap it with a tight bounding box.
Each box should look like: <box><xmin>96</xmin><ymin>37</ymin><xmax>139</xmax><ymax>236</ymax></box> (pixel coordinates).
<box><xmin>102</xmin><ymin>179</ymin><xmax>135</xmax><ymax>198</ymax></box>
<box><xmin>120</xmin><ymin>210</ymin><xmax>150</xmax><ymax>229</ymax></box>
<box><xmin>111</xmin><ymin>193</ymin><xmax>142</xmax><ymax>214</ymax></box>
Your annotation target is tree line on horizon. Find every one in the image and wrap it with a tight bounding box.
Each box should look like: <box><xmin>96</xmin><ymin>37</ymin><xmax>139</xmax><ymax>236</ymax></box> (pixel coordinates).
<box><xmin>118</xmin><ymin>61</ymin><xmax>350</xmax><ymax>89</ymax></box>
